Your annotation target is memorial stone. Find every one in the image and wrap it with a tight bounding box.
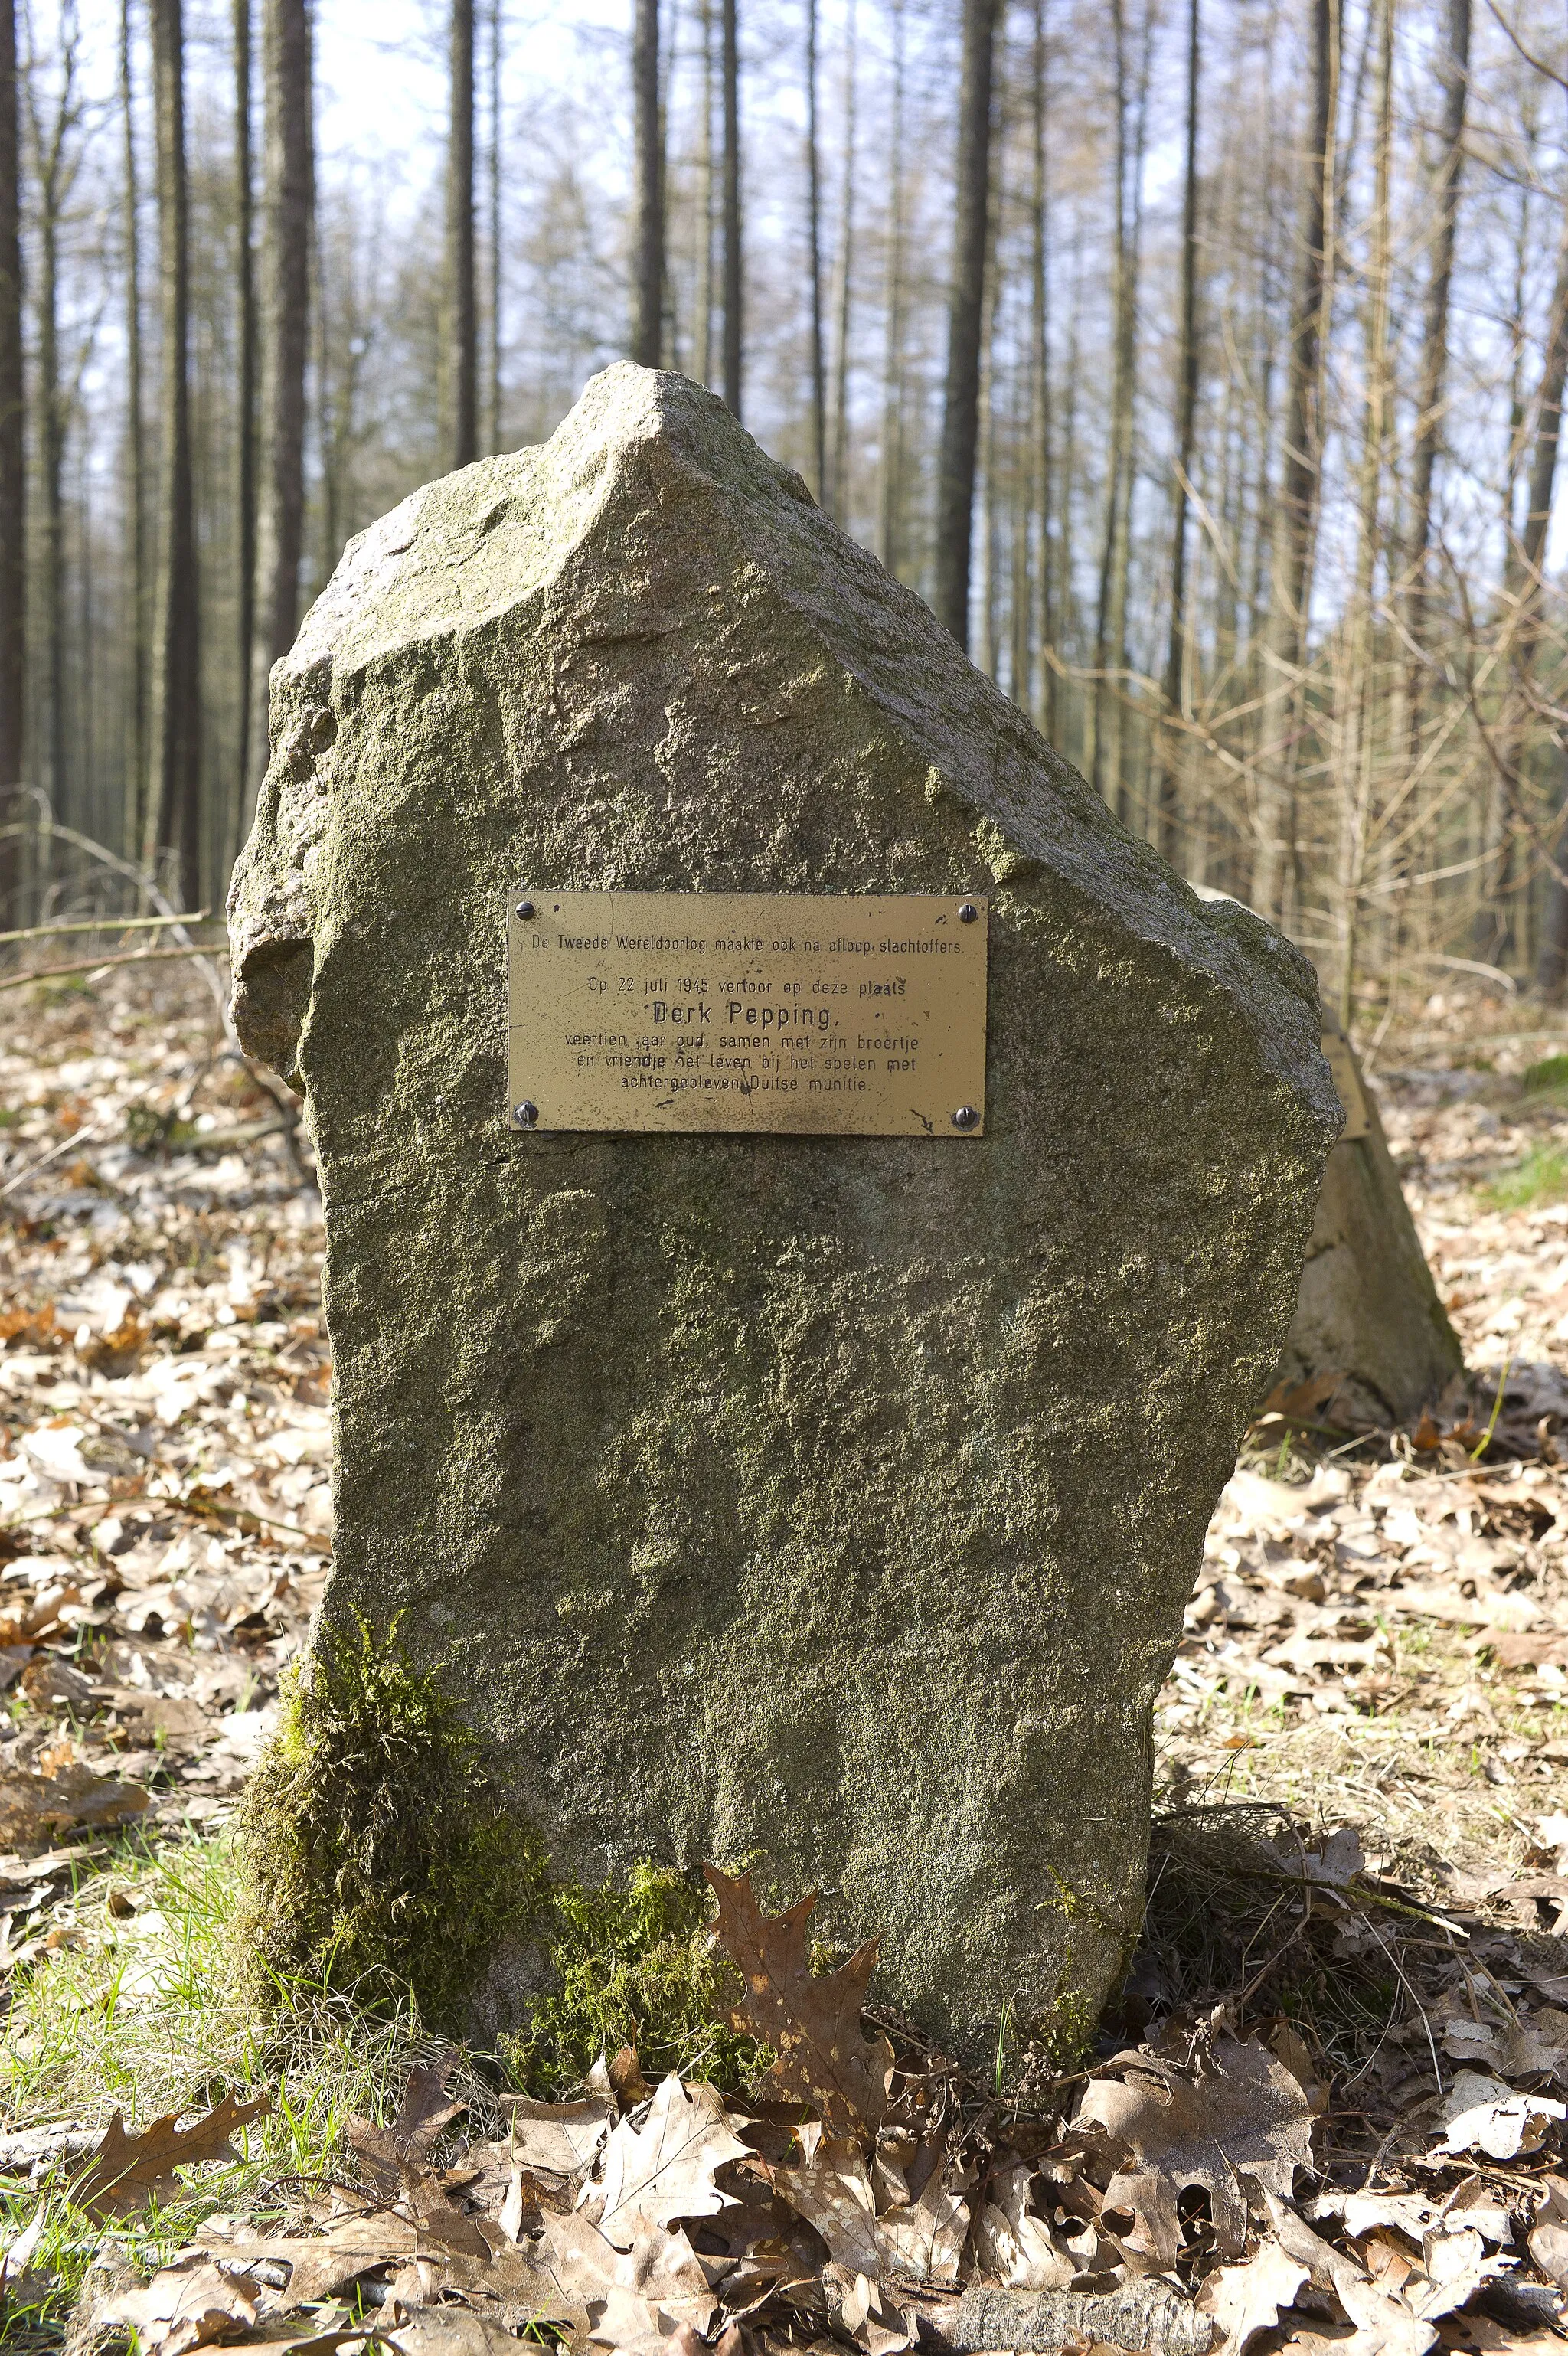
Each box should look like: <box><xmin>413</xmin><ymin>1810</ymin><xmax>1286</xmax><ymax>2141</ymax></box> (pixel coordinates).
<box><xmin>229</xmin><ymin>364</ymin><xmax>1340</xmax><ymax>2047</ymax></box>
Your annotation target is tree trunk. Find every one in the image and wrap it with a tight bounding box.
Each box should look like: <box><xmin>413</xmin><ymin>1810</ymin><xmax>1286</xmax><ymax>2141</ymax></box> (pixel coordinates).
<box><xmin>934</xmin><ymin>0</ymin><xmax>996</xmax><ymax>648</ymax></box>
<box><xmin>1522</xmin><ymin>211</ymin><xmax>1568</xmax><ymax>991</ymax></box>
<box><xmin>1404</xmin><ymin>0</ymin><xmax>1467</xmax><ymax>705</ymax></box>
<box><xmin>1089</xmin><ymin>0</ymin><xmax>1129</xmax><ymax>805</ymax></box>
<box><xmin>720</xmin><ymin>0</ymin><xmax>740</xmax><ymax>417</ymax></box>
<box><xmin>697</xmin><ymin>0</ymin><xmax>714</xmax><ymax>384</ymax></box>
<box><xmin>29</xmin><ymin>21</ymin><xmax>77</xmax><ymax>828</ymax></box>
<box><xmin>119</xmin><ymin>0</ymin><xmax>145</xmax><ymax>873</ymax></box>
<box><xmin>1028</xmin><ymin>0</ymin><xmax>1054</xmax><ymax>737</ymax></box>
<box><xmin>1153</xmin><ymin>0</ymin><xmax>1200</xmax><ymax>869</ymax></box>
<box><xmin>805</xmin><ymin>0</ymin><xmax>825</xmax><ymax>499</ymax></box>
<box><xmin>234</xmin><ymin>0</ymin><xmax>256</xmax><ymax>882</ymax></box>
<box><xmin>448</xmin><ymin>0</ymin><xmax>477</xmax><ymax>463</ymax></box>
<box><xmin>488</xmin><ymin>0</ymin><xmax>502</xmax><ymax>448</ymax></box>
<box><xmin>246</xmin><ymin>0</ymin><xmax>311</xmax><ymax>813</ymax></box>
<box><xmin>877</xmin><ymin>0</ymin><xmax>905</xmax><ymax>570</ymax></box>
<box><xmin>149</xmin><ymin>0</ymin><xmax>201</xmax><ymax>904</ymax></box>
<box><xmin>1253</xmin><ymin>0</ymin><xmax>1339</xmax><ymax>924</ymax></box>
<box><xmin>0</xmin><ymin>0</ymin><xmax>20</xmax><ymax>913</ymax></box>
<box><xmin>632</xmin><ymin>0</ymin><xmax>662</xmax><ymax>365</ymax></box>
<box><xmin>828</xmin><ymin>0</ymin><xmax>857</xmax><ymax>520</ymax></box>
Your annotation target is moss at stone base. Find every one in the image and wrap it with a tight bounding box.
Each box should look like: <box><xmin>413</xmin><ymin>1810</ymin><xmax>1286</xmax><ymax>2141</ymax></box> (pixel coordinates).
<box><xmin>237</xmin><ymin>1619</ymin><xmax>757</xmax><ymax>2088</ymax></box>
<box><xmin>238</xmin><ymin>1614</ymin><xmax>550</xmax><ymax>2029</ymax></box>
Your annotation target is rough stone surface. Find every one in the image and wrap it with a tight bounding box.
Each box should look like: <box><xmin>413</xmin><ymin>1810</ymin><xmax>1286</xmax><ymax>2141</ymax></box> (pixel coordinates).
<box><xmin>229</xmin><ymin>364</ymin><xmax>1340</xmax><ymax>2047</ymax></box>
<box><xmin>1279</xmin><ymin>1021</ymin><xmax>1463</xmax><ymax>1426</ymax></box>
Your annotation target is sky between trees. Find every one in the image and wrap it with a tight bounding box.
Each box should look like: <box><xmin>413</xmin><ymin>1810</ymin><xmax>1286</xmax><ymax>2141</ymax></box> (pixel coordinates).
<box><xmin>6</xmin><ymin>0</ymin><xmax>1568</xmax><ymax>1031</ymax></box>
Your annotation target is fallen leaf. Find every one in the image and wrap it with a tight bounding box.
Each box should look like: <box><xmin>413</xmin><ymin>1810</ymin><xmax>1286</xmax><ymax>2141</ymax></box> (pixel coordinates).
<box><xmin>497</xmin><ymin>2093</ymin><xmax>613</xmax><ymax>2179</ymax></box>
<box><xmin>1437</xmin><ymin>2069</ymin><xmax>1567</xmax><ymax>2160</ymax></box>
<box><xmin>345</xmin><ymin>2050</ymin><xmax>465</xmax><ymax>2194</ymax></box>
<box><xmin>1078</xmin><ymin>2031</ymin><xmax>1315</xmax><ymax>2265</ymax></box>
<box><xmin>772</xmin><ymin>2139</ymin><xmax>882</xmax><ymax>2276</ymax></box>
<box><xmin>970</xmin><ymin>2161</ymin><xmax>1070</xmax><ymax>2291</ymax></box>
<box><xmin>69</xmin><ymin>2091</ymin><xmax>273</xmax><ymax>2219</ymax></box>
<box><xmin>100</xmin><ymin>2259</ymin><xmax>257</xmax><ymax>2355</ymax></box>
<box><xmin>590</xmin><ymin>2072</ymin><xmax>752</xmax><ymax>2245</ymax></box>
<box><xmin>1266</xmin><ymin>2191</ymin><xmax>1437</xmax><ymax>2356</ymax></box>
<box><xmin>1529</xmin><ymin>2219</ymin><xmax>1568</xmax><ymax>2289</ymax></box>
<box><xmin>196</xmin><ymin>2216</ymin><xmax>417</xmax><ymax>2309</ymax></box>
<box><xmin>705</xmin><ymin>1864</ymin><xmax>893</xmax><ymax>2136</ymax></box>
<box><xmin>1197</xmin><ymin>2242</ymin><xmax>1310</xmax><ymax>2352</ymax></box>
<box><xmin>0</xmin><ymin>1760</ymin><xmax>149</xmax><ymax>1852</ymax></box>
<box><xmin>874</xmin><ymin>2147</ymin><xmax>969</xmax><ymax>2285</ymax></box>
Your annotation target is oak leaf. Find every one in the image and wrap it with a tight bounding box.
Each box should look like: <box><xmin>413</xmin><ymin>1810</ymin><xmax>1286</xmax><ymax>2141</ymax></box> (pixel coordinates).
<box><xmin>1196</xmin><ymin>2242</ymin><xmax>1309</xmax><ymax>2352</ymax></box>
<box><xmin>68</xmin><ymin>2090</ymin><xmax>273</xmax><ymax>2219</ymax></box>
<box><xmin>345</xmin><ymin>2050</ymin><xmax>466</xmax><ymax>2194</ymax></box>
<box><xmin>1265</xmin><ymin>2193</ymin><xmax>1436</xmax><ymax>2356</ymax></box>
<box><xmin>971</xmin><ymin>2162</ymin><xmax>1071</xmax><ymax>2291</ymax></box>
<box><xmin>591</xmin><ymin>2072</ymin><xmax>753</xmax><ymax>2246</ymax></box>
<box><xmin>100</xmin><ymin>2259</ymin><xmax>257</xmax><ymax>2355</ymax></box>
<box><xmin>1079</xmin><ymin>2033</ymin><xmax>1313</xmax><ymax>2266</ymax></box>
<box><xmin>704</xmin><ymin>1864</ymin><xmax>893</xmax><ymax>2136</ymax></box>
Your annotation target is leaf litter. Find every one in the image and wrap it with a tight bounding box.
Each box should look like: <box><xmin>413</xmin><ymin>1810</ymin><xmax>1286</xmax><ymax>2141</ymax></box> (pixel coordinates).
<box><xmin>11</xmin><ymin>982</ymin><xmax>1568</xmax><ymax>2350</ymax></box>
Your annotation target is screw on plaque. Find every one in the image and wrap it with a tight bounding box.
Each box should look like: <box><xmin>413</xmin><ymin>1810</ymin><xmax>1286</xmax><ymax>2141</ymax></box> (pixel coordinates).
<box><xmin>951</xmin><ymin>1106</ymin><xmax>980</xmax><ymax>1131</ymax></box>
<box><xmin>959</xmin><ymin>901</ymin><xmax>979</xmax><ymax>923</ymax></box>
<box><xmin>514</xmin><ymin>1100</ymin><xmax>539</xmax><ymax>1129</ymax></box>
<box><xmin>515</xmin><ymin>899</ymin><xmax>536</xmax><ymax>920</ymax></box>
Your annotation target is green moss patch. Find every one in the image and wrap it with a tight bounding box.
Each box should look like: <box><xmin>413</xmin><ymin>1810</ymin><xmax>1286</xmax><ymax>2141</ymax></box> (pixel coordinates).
<box><xmin>1482</xmin><ymin>1142</ymin><xmax>1568</xmax><ymax>1212</ymax></box>
<box><xmin>503</xmin><ymin>1861</ymin><xmax>762</xmax><ymax>2096</ymax></box>
<box><xmin>238</xmin><ymin>1614</ymin><xmax>549</xmax><ymax>2030</ymax></box>
<box><xmin>239</xmin><ymin>1620</ymin><xmax>757</xmax><ymax>2087</ymax></box>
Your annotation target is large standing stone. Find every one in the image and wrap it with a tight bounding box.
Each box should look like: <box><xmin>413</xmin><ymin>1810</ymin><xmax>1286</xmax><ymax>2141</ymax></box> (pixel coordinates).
<box><xmin>230</xmin><ymin>364</ymin><xmax>1339</xmax><ymax>2047</ymax></box>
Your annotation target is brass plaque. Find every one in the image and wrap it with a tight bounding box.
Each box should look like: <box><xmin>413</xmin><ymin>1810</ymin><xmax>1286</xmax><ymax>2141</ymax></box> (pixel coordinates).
<box><xmin>506</xmin><ymin>892</ymin><xmax>988</xmax><ymax>1136</ymax></box>
<box><xmin>1323</xmin><ymin>1034</ymin><xmax>1370</xmax><ymax>1142</ymax></box>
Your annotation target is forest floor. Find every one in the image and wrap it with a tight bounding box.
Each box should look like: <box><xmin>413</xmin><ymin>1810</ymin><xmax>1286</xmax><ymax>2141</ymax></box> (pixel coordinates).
<box><xmin>8</xmin><ymin>962</ymin><xmax>1568</xmax><ymax>2351</ymax></box>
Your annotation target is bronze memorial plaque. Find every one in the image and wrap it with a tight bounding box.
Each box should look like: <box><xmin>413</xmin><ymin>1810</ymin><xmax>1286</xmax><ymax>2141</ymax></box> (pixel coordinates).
<box><xmin>505</xmin><ymin>892</ymin><xmax>988</xmax><ymax>1136</ymax></box>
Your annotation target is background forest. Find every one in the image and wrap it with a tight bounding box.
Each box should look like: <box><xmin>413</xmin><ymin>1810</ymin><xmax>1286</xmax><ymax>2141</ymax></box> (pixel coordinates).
<box><xmin>0</xmin><ymin>0</ymin><xmax>1562</xmax><ymax>1031</ymax></box>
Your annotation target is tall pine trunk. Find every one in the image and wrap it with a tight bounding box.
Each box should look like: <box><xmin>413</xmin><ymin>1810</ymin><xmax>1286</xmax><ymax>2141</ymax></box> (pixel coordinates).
<box><xmin>828</xmin><ymin>0</ymin><xmax>857</xmax><ymax>519</ymax></box>
<box><xmin>877</xmin><ymin>0</ymin><xmax>905</xmax><ymax>570</ymax></box>
<box><xmin>1254</xmin><ymin>0</ymin><xmax>1339</xmax><ymax>924</ymax></box>
<box><xmin>935</xmin><ymin>0</ymin><xmax>996</xmax><ymax>647</ymax></box>
<box><xmin>448</xmin><ymin>0</ymin><xmax>477</xmax><ymax>464</ymax></box>
<box><xmin>488</xmin><ymin>0</ymin><xmax>502</xmax><ymax>447</ymax></box>
<box><xmin>120</xmin><ymin>0</ymin><xmax>145</xmax><ymax>871</ymax></box>
<box><xmin>721</xmin><ymin>0</ymin><xmax>740</xmax><ymax>417</ymax></box>
<box><xmin>233</xmin><ymin>0</ymin><xmax>256</xmax><ymax>884</ymax></box>
<box><xmin>1153</xmin><ymin>0</ymin><xmax>1200</xmax><ymax>868</ymax></box>
<box><xmin>1028</xmin><ymin>0</ymin><xmax>1054</xmax><ymax>737</ymax></box>
<box><xmin>149</xmin><ymin>0</ymin><xmax>201</xmax><ymax>903</ymax></box>
<box><xmin>246</xmin><ymin>0</ymin><xmax>310</xmax><ymax>812</ymax></box>
<box><xmin>806</xmin><ymin>0</ymin><xmax>825</xmax><ymax>498</ymax></box>
<box><xmin>632</xmin><ymin>0</ymin><xmax>662</xmax><ymax>364</ymax></box>
<box><xmin>0</xmin><ymin>0</ymin><xmax>21</xmax><ymax>913</ymax></box>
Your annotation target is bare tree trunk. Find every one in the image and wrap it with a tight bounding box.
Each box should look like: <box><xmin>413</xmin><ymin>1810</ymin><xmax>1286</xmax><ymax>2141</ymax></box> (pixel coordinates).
<box><xmin>805</xmin><ymin>0</ymin><xmax>825</xmax><ymax>498</ymax></box>
<box><xmin>721</xmin><ymin>0</ymin><xmax>740</xmax><ymax>417</ymax></box>
<box><xmin>0</xmin><ymin>0</ymin><xmax>21</xmax><ymax>912</ymax></box>
<box><xmin>877</xmin><ymin>0</ymin><xmax>905</xmax><ymax>568</ymax></box>
<box><xmin>1404</xmin><ymin>0</ymin><xmax>1467</xmax><ymax>698</ymax></box>
<box><xmin>1521</xmin><ymin>212</ymin><xmax>1568</xmax><ymax>990</ymax></box>
<box><xmin>1028</xmin><ymin>0</ymin><xmax>1054</xmax><ymax>737</ymax></box>
<box><xmin>149</xmin><ymin>0</ymin><xmax>201</xmax><ymax>903</ymax></box>
<box><xmin>1089</xmin><ymin>0</ymin><xmax>1129</xmax><ymax>804</ymax></box>
<box><xmin>448</xmin><ymin>0</ymin><xmax>477</xmax><ymax>462</ymax></box>
<box><xmin>234</xmin><ymin>0</ymin><xmax>256</xmax><ymax>881</ymax></box>
<box><xmin>246</xmin><ymin>0</ymin><xmax>311</xmax><ymax>812</ymax></box>
<box><xmin>488</xmin><ymin>0</ymin><xmax>502</xmax><ymax>446</ymax></box>
<box><xmin>633</xmin><ymin>0</ymin><xmax>662</xmax><ymax>364</ymax></box>
<box><xmin>935</xmin><ymin>0</ymin><xmax>996</xmax><ymax>647</ymax></box>
<box><xmin>29</xmin><ymin>14</ymin><xmax>79</xmax><ymax>827</ymax></box>
<box><xmin>828</xmin><ymin>0</ymin><xmax>857</xmax><ymax>519</ymax></box>
<box><xmin>1253</xmin><ymin>0</ymin><xmax>1339</xmax><ymax>923</ymax></box>
<box><xmin>697</xmin><ymin>0</ymin><xmax>714</xmax><ymax>385</ymax></box>
<box><xmin>119</xmin><ymin>0</ymin><xmax>145</xmax><ymax>871</ymax></box>
<box><xmin>1153</xmin><ymin>0</ymin><xmax>1200</xmax><ymax>869</ymax></box>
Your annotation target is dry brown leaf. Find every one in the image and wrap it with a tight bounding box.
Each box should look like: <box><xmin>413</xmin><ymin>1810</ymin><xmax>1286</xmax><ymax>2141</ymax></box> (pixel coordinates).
<box><xmin>196</xmin><ymin>2217</ymin><xmax>417</xmax><ymax>2310</ymax></box>
<box><xmin>874</xmin><ymin>2150</ymin><xmax>969</xmax><ymax>2286</ymax></box>
<box><xmin>1437</xmin><ymin>2068</ymin><xmax>1566</xmax><ymax>2159</ymax></box>
<box><xmin>772</xmin><ymin>2139</ymin><xmax>883</xmax><ymax>2276</ymax></box>
<box><xmin>68</xmin><ymin>2090</ymin><xmax>273</xmax><ymax>2219</ymax></box>
<box><xmin>1079</xmin><ymin>2033</ymin><xmax>1314</xmax><ymax>2266</ymax></box>
<box><xmin>971</xmin><ymin>2161</ymin><xmax>1071</xmax><ymax>2291</ymax></box>
<box><xmin>345</xmin><ymin>2051</ymin><xmax>465</xmax><ymax>2195</ymax></box>
<box><xmin>590</xmin><ymin>2071</ymin><xmax>752</xmax><ymax>2245</ymax></box>
<box><xmin>497</xmin><ymin>2094</ymin><xmax>613</xmax><ymax>2179</ymax></box>
<box><xmin>1266</xmin><ymin>2192</ymin><xmax>1437</xmax><ymax>2356</ymax></box>
<box><xmin>1197</xmin><ymin>2242</ymin><xmax>1310</xmax><ymax>2352</ymax></box>
<box><xmin>536</xmin><ymin>2204</ymin><xmax>720</xmax><ymax>2339</ymax></box>
<box><xmin>0</xmin><ymin>1760</ymin><xmax>149</xmax><ymax>1852</ymax></box>
<box><xmin>704</xmin><ymin>1863</ymin><xmax>893</xmax><ymax>2136</ymax></box>
<box><xmin>100</xmin><ymin>2259</ymin><xmax>257</xmax><ymax>2355</ymax></box>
